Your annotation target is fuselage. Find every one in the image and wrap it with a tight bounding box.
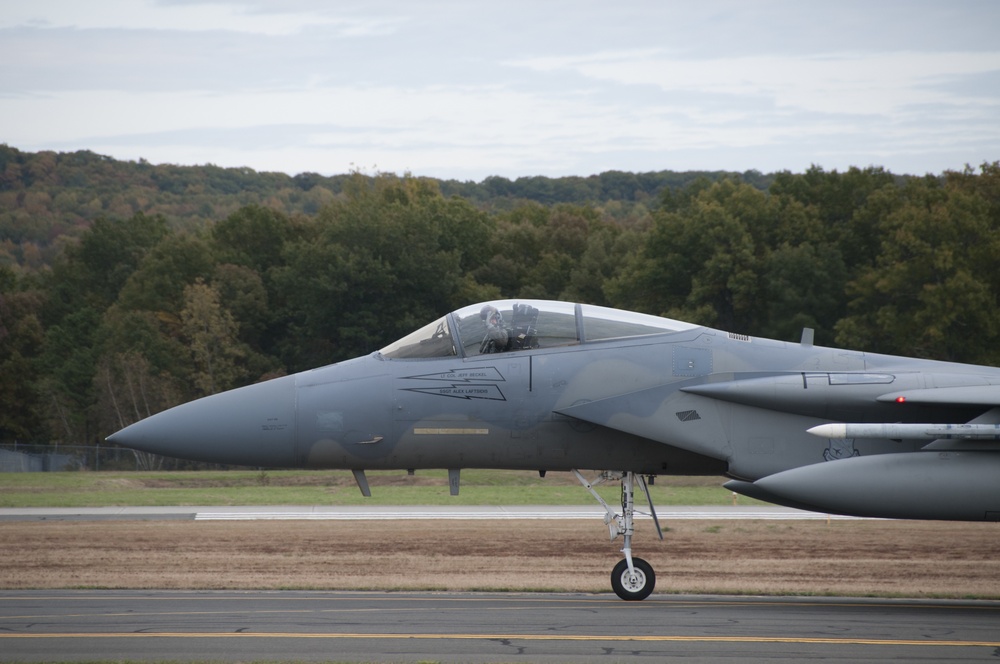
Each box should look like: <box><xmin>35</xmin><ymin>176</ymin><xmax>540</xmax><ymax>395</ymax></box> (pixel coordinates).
<box><xmin>109</xmin><ymin>299</ymin><xmax>1000</xmax><ymax>486</ymax></box>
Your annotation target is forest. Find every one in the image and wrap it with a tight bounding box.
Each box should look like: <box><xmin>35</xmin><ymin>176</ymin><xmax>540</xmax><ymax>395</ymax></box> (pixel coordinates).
<box><xmin>1</xmin><ymin>144</ymin><xmax>999</xmax><ymax>447</ymax></box>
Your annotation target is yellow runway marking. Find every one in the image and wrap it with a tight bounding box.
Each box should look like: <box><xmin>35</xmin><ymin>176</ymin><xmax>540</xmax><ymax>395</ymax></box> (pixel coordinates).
<box><xmin>5</xmin><ymin>594</ymin><xmax>1000</xmax><ymax>611</ymax></box>
<box><xmin>1</xmin><ymin>633</ymin><xmax>998</xmax><ymax>648</ymax></box>
<box><xmin>413</xmin><ymin>427</ymin><xmax>489</xmax><ymax>435</ymax></box>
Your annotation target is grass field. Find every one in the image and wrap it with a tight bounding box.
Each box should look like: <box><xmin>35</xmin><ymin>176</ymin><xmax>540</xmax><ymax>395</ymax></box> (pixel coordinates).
<box><xmin>2</xmin><ymin>469</ymin><xmax>998</xmax><ymax>601</ymax></box>
<box><xmin>3</xmin><ymin>516</ymin><xmax>998</xmax><ymax>599</ymax></box>
<box><xmin>0</xmin><ymin>468</ymin><xmax>763</xmax><ymax>508</ymax></box>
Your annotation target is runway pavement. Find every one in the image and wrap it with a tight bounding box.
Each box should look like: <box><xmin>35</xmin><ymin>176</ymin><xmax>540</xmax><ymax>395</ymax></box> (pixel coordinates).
<box><xmin>1</xmin><ymin>590</ymin><xmax>997</xmax><ymax>663</ymax></box>
<box><xmin>0</xmin><ymin>504</ymin><xmax>870</xmax><ymax>521</ymax></box>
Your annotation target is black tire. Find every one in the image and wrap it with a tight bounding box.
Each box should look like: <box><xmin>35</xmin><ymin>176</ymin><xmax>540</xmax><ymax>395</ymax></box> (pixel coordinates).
<box><xmin>610</xmin><ymin>557</ymin><xmax>655</xmax><ymax>601</ymax></box>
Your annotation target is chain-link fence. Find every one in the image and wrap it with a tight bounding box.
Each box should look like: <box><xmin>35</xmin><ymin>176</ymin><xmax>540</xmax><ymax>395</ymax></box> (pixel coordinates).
<box><xmin>0</xmin><ymin>444</ymin><xmax>239</xmax><ymax>472</ymax></box>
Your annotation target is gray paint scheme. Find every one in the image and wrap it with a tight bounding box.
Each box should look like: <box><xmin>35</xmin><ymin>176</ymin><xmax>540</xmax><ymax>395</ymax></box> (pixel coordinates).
<box><xmin>109</xmin><ymin>299</ymin><xmax>1000</xmax><ymax>598</ymax></box>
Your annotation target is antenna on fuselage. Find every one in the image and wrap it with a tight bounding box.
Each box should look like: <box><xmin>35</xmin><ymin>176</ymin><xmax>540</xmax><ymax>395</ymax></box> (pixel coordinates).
<box><xmin>800</xmin><ymin>327</ymin><xmax>815</xmax><ymax>347</ymax></box>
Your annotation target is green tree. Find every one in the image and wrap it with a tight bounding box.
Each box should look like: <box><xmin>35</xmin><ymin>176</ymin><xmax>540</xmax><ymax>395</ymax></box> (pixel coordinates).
<box><xmin>475</xmin><ymin>202</ymin><xmax>627</xmax><ymax>303</ymax></box>
<box><xmin>278</xmin><ymin>174</ymin><xmax>495</xmax><ymax>367</ymax></box>
<box><xmin>561</xmin><ymin>219</ymin><xmax>638</xmax><ymax>306</ymax></box>
<box><xmin>608</xmin><ymin>177</ymin><xmax>849</xmax><ymax>341</ymax></box>
<box><xmin>211</xmin><ymin>204</ymin><xmax>296</xmax><ymax>275</ymax></box>
<box><xmin>93</xmin><ymin>350</ymin><xmax>182</xmax><ymax>434</ymax></box>
<box><xmin>758</xmin><ymin>241</ymin><xmax>847</xmax><ymax>344</ymax></box>
<box><xmin>769</xmin><ymin>165</ymin><xmax>899</xmax><ymax>271</ymax></box>
<box><xmin>115</xmin><ymin>232</ymin><xmax>214</xmax><ymax>314</ymax></box>
<box><xmin>608</xmin><ymin>179</ymin><xmax>766</xmax><ymax>332</ymax></box>
<box><xmin>180</xmin><ymin>280</ymin><xmax>246</xmax><ymax>396</ymax></box>
<box><xmin>0</xmin><ymin>267</ymin><xmax>45</xmax><ymax>440</ymax></box>
<box><xmin>39</xmin><ymin>306</ymin><xmax>101</xmax><ymax>442</ymax></box>
<box><xmin>51</xmin><ymin>213</ymin><xmax>169</xmax><ymax>314</ymax></box>
<box><xmin>33</xmin><ymin>213</ymin><xmax>171</xmax><ymax>442</ymax></box>
<box><xmin>835</xmin><ymin>171</ymin><xmax>1000</xmax><ymax>363</ymax></box>
<box><xmin>97</xmin><ymin>305</ymin><xmax>188</xmax><ymax>388</ymax></box>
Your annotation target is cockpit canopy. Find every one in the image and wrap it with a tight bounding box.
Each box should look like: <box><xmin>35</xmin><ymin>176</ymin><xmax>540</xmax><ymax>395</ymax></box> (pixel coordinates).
<box><xmin>379</xmin><ymin>300</ymin><xmax>697</xmax><ymax>360</ymax></box>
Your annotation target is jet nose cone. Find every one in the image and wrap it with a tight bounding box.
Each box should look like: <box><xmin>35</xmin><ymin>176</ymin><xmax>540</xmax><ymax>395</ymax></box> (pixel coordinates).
<box><xmin>108</xmin><ymin>374</ymin><xmax>297</xmax><ymax>466</ymax></box>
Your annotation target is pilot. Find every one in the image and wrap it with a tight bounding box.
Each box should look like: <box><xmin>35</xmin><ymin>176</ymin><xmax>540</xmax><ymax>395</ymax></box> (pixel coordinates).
<box><xmin>479</xmin><ymin>305</ymin><xmax>509</xmax><ymax>353</ymax></box>
<box><xmin>479</xmin><ymin>303</ymin><xmax>539</xmax><ymax>353</ymax></box>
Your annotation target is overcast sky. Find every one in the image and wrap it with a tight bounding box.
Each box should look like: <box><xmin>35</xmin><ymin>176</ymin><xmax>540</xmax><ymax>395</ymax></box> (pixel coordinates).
<box><xmin>2</xmin><ymin>1</ymin><xmax>999</xmax><ymax>181</ymax></box>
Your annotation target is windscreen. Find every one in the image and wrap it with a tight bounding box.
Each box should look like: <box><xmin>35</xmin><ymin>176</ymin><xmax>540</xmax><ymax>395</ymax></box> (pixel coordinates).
<box><xmin>378</xmin><ymin>317</ymin><xmax>456</xmax><ymax>359</ymax></box>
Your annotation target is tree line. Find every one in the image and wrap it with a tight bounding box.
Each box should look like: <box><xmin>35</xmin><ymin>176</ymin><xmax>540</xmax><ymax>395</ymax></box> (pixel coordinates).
<box><xmin>1</xmin><ymin>156</ymin><xmax>998</xmax><ymax>447</ymax></box>
<box><xmin>0</xmin><ymin>144</ymin><xmax>754</xmax><ymax>271</ymax></box>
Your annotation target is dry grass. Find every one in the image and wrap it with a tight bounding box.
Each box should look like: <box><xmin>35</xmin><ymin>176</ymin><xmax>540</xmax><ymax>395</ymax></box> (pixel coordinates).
<box><xmin>2</xmin><ymin>518</ymin><xmax>998</xmax><ymax>598</ymax></box>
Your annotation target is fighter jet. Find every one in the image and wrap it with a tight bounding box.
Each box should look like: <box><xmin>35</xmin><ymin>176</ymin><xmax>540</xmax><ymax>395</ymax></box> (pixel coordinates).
<box><xmin>108</xmin><ymin>299</ymin><xmax>1000</xmax><ymax>600</ymax></box>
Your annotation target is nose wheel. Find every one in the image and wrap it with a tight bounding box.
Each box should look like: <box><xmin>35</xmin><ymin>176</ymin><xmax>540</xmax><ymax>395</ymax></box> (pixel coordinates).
<box><xmin>574</xmin><ymin>470</ymin><xmax>662</xmax><ymax>601</ymax></box>
<box><xmin>612</xmin><ymin>557</ymin><xmax>655</xmax><ymax>601</ymax></box>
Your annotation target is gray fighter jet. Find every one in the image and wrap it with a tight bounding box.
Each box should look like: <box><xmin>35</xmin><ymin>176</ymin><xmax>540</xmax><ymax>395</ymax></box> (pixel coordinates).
<box><xmin>108</xmin><ymin>299</ymin><xmax>1000</xmax><ymax>600</ymax></box>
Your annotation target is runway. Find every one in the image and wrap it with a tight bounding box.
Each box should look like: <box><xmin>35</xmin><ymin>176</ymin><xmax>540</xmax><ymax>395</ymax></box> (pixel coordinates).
<box><xmin>0</xmin><ymin>504</ymin><xmax>869</xmax><ymax>521</ymax></box>
<box><xmin>2</xmin><ymin>590</ymin><xmax>998</xmax><ymax>663</ymax></box>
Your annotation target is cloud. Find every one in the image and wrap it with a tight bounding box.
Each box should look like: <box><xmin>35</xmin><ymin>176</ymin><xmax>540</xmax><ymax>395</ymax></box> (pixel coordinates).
<box><xmin>508</xmin><ymin>50</ymin><xmax>1000</xmax><ymax>116</ymax></box>
<box><xmin>1</xmin><ymin>0</ymin><xmax>998</xmax><ymax>179</ymax></box>
<box><xmin>0</xmin><ymin>0</ymin><xmax>402</xmax><ymax>37</ymax></box>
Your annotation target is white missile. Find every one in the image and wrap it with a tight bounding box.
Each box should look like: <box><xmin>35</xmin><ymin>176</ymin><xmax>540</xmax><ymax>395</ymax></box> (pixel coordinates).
<box><xmin>807</xmin><ymin>422</ymin><xmax>1000</xmax><ymax>440</ymax></box>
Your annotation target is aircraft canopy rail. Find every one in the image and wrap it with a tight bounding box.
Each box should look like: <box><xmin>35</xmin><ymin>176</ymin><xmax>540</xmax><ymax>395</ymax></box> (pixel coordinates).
<box><xmin>379</xmin><ymin>300</ymin><xmax>697</xmax><ymax>360</ymax></box>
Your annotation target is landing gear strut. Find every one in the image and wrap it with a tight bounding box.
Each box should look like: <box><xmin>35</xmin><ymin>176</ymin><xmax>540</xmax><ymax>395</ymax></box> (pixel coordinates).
<box><xmin>574</xmin><ymin>470</ymin><xmax>662</xmax><ymax>601</ymax></box>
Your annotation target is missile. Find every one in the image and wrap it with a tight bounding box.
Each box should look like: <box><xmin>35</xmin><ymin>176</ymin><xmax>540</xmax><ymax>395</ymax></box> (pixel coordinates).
<box><xmin>807</xmin><ymin>422</ymin><xmax>1000</xmax><ymax>440</ymax></box>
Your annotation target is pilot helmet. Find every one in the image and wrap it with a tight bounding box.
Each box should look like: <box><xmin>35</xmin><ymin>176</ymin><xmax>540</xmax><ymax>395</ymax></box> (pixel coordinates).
<box><xmin>480</xmin><ymin>304</ymin><xmax>502</xmax><ymax>326</ymax></box>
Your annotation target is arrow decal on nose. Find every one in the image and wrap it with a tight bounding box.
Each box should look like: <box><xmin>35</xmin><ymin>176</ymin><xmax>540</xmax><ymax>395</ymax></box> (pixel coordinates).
<box><xmin>404</xmin><ymin>367</ymin><xmax>505</xmax><ymax>383</ymax></box>
<box><xmin>403</xmin><ymin>385</ymin><xmax>507</xmax><ymax>401</ymax></box>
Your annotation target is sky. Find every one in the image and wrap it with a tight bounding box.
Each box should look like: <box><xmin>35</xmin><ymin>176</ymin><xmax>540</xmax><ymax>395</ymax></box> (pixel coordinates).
<box><xmin>2</xmin><ymin>0</ymin><xmax>999</xmax><ymax>181</ymax></box>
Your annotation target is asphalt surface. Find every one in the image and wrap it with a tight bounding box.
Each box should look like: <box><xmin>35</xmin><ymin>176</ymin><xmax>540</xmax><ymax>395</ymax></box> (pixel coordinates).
<box><xmin>0</xmin><ymin>504</ymin><xmax>869</xmax><ymax>521</ymax></box>
<box><xmin>2</xmin><ymin>590</ymin><xmax>998</xmax><ymax>663</ymax></box>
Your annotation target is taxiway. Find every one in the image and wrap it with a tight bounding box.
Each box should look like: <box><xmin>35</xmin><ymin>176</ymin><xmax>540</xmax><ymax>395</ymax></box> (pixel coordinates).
<box><xmin>2</xmin><ymin>590</ymin><xmax>997</xmax><ymax>663</ymax></box>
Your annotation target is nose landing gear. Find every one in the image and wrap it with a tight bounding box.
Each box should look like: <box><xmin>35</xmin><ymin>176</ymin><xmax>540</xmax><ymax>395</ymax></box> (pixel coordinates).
<box><xmin>573</xmin><ymin>470</ymin><xmax>662</xmax><ymax>601</ymax></box>
<box><xmin>612</xmin><ymin>557</ymin><xmax>655</xmax><ymax>601</ymax></box>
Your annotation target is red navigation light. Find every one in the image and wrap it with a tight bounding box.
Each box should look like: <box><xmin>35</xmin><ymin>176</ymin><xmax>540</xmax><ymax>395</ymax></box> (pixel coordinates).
<box><xmin>895</xmin><ymin>396</ymin><xmax>907</xmax><ymax>404</ymax></box>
